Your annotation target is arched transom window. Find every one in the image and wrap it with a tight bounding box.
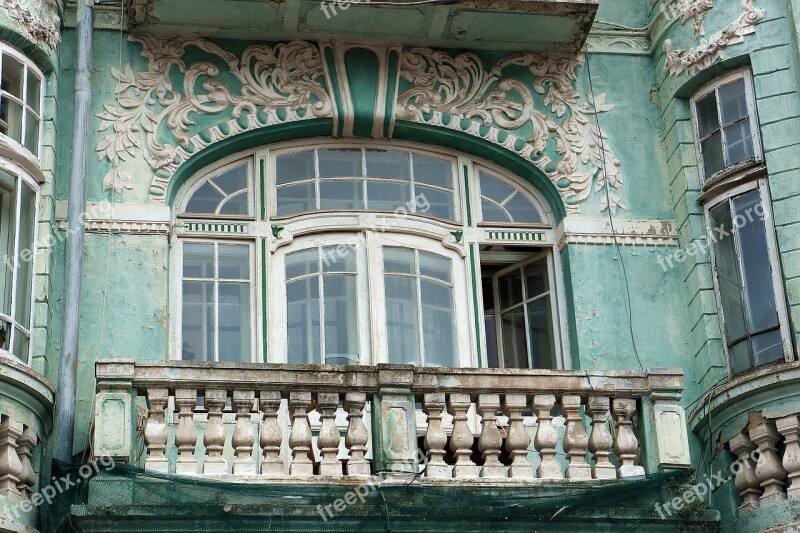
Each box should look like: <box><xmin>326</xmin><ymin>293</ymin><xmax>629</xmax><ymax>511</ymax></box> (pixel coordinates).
<box><xmin>174</xmin><ymin>140</ymin><xmax>565</xmax><ymax>370</ymax></box>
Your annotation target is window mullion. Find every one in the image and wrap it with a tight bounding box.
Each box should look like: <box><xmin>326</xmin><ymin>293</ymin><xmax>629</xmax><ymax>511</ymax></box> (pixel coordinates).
<box><xmin>313</xmin><ymin>149</ymin><xmax>321</xmax><ymax>210</ymax></box>
<box><xmin>20</xmin><ymin>64</ymin><xmax>27</xmax><ymax>150</ymax></box>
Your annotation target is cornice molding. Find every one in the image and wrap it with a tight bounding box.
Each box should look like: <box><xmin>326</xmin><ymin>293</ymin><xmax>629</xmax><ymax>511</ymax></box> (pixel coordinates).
<box><xmin>556</xmin><ymin>217</ymin><xmax>678</xmax><ymax>249</ymax></box>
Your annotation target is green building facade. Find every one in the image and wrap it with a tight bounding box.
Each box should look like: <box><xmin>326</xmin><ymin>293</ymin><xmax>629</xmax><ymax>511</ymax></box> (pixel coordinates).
<box><xmin>1</xmin><ymin>0</ymin><xmax>799</xmax><ymax>531</ymax></box>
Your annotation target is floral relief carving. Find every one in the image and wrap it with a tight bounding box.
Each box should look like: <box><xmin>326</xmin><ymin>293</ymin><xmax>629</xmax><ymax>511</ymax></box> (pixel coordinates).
<box><xmin>664</xmin><ymin>0</ymin><xmax>765</xmax><ymax>76</ymax></box>
<box><xmin>676</xmin><ymin>0</ymin><xmax>714</xmax><ymax>38</ymax></box>
<box><xmin>0</xmin><ymin>0</ymin><xmax>61</xmax><ymax>48</ymax></box>
<box><xmin>396</xmin><ymin>48</ymin><xmax>624</xmax><ymax>213</ymax></box>
<box><xmin>96</xmin><ymin>36</ymin><xmax>332</xmax><ymax>198</ymax></box>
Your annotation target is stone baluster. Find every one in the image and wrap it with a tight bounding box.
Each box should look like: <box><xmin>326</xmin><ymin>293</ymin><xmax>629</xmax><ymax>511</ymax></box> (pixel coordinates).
<box><xmin>533</xmin><ymin>394</ymin><xmax>562</xmax><ymax>479</ymax></box>
<box><xmin>776</xmin><ymin>415</ymin><xmax>800</xmax><ymax>499</ymax></box>
<box><xmin>15</xmin><ymin>426</ymin><xmax>36</xmax><ymax>494</ymax></box>
<box><xmin>232</xmin><ymin>390</ymin><xmax>256</xmax><ymax>475</ymax></box>
<box><xmin>729</xmin><ymin>432</ymin><xmax>762</xmax><ymax>513</ymax></box>
<box><xmin>174</xmin><ymin>389</ymin><xmax>198</xmax><ymax>475</ymax></box>
<box><xmin>587</xmin><ymin>396</ymin><xmax>615</xmax><ymax>479</ymax></box>
<box><xmin>748</xmin><ymin>414</ymin><xmax>787</xmax><ymax>504</ymax></box>
<box><xmin>612</xmin><ymin>398</ymin><xmax>645</xmax><ymax>478</ymax></box>
<box><xmin>345</xmin><ymin>392</ymin><xmax>370</xmax><ymax>476</ymax></box>
<box><xmin>561</xmin><ymin>395</ymin><xmax>591</xmax><ymax>480</ymax></box>
<box><xmin>0</xmin><ymin>416</ymin><xmax>23</xmax><ymax>496</ymax></box>
<box><xmin>144</xmin><ymin>388</ymin><xmax>169</xmax><ymax>473</ymax></box>
<box><xmin>317</xmin><ymin>393</ymin><xmax>342</xmax><ymax>477</ymax></box>
<box><xmin>448</xmin><ymin>393</ymin><xmax>479</xmax><ymax>478</ymax></box>
<box><xmin>288</xmin><ymin>391</ymin><xmax>314</xmax><ymax>477</ymax></box>
<box><xmin>478</xmin><ymin>394</ymin><xmax>505</xmax><ymax>478</ymax></box>
<box><xmin>423</xmin><ymin>393</ymin><xmax>449</xmax><ymax>478</ymax></box>
<box><xmin>259</xmin><ymin>391</ymin><xmax>284</xmax><ymax>476</ymax></box>
<box><xmin>202</xmin><ymin>389</ymin><xmax>229</xmax><ymax>474</ymax></box>
<box><xmin>503</xmin><ymin>394</ymin><xmax>533</xmax><ymax>479</ymax></box>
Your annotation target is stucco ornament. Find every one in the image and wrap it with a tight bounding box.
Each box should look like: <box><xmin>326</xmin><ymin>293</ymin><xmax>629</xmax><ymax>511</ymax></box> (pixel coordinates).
<box><xmin>96</xmin><ymin>36</ymin><xmax>332</xmax><ymax>196</ymax></box>
<box><xmin>0</xmin><ymin>0</ymin><xmax>61</xmax><ymax>48</ymax></box>
<box><xmin>675</xmin><ymin>0</ymin><xmax>714</xmax><ymax>38</ymax></box>
<box><xmin>396</xmin><ymin>49</ymin><xmax>624</xmax><ymax>213</ymax></box>
<box><xmin>664</xmin><ymin>0</ymin><xmax>765</xmax><ymax>76</ymax></box>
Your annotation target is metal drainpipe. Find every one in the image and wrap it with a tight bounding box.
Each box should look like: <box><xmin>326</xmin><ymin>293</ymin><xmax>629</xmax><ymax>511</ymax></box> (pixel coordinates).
<box><xmin>54</xmin><ymin>0</ymin><xmax>94</xmax><ymax>462</ymax></box>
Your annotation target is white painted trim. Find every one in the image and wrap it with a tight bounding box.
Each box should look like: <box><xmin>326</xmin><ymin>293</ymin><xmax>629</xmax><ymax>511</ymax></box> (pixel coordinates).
<box><xmin>55</xmin><ymin>201</ymin><xmax>171</xmax><ymax>234</ymax></box>
<box><xmin>555</xmin><ymin>217</ymin><xmax>678</xmax><ymax>249</ymax></box>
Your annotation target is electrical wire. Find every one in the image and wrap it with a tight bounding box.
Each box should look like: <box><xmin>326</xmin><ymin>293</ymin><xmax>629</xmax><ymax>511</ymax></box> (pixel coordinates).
<box><xmin>584</xmin><ymin>46</ymin><xmax>645</xmax><ymax>373</ymax></box>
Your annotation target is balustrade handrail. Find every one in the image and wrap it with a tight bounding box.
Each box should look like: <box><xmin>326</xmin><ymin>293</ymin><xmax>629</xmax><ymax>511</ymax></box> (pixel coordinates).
<box><xmin>95</xmin><ymin>358</ymin><xmax>683</xmax><ymax>398</ymax></box>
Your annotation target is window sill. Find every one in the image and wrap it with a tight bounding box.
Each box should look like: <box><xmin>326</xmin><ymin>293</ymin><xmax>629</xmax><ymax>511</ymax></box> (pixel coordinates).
<box><xmin>698</xmin><ymin>163</ymin><xmax>766</xmax><ymax>205</ymax></box>
<box><xmin>0</xmin><ymin>135</ymin><xmax>43</xmax><ymax>183</ymax></box>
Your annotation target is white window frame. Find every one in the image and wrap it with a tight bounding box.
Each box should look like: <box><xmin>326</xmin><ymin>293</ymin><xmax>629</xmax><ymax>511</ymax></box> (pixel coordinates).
<box><xmin>475</xmin><ymin>166</ymin><xmax>550</xmax><ymax>227</ymax></box>
<box><xmin>178</xmin><ymin>157</ymin><xmax>254</xmax><ymax>220</ymax></box>
<box><xmin>0</xmin><ymin>42</ymin><xmax>44</xmax><ymax>160</ymax></box>
<box><xmin>0</xmin><ymin>158</ymin><xmax>39</xmax><ymax>364</ymax></box>
<box><xmin>172</xmin><ymin>139</ymin><xmax>566</xmax><ymax>370</ymax></box>
<box><xmin>704</xmin><ymin>178</ymin><xmax>794</xmax><ymax>376</ymax></box>
<box><xmin>690</xmin><ymin>67</ymin><xmax>763</xmax><ymax>188</ymax></box>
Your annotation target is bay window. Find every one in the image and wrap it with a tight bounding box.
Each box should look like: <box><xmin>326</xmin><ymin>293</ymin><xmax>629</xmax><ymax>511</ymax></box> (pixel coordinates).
<box><xmin>175</xmin><ymin>140</ymin><xmax>563</xmax><ymax>369</ymax></box>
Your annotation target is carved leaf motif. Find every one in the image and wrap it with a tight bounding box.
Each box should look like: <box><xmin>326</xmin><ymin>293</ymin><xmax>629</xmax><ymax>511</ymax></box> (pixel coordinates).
<box><xmin>397</xmin><ymin>49</ymin><xmax>626</xmax><ymax>213</ymax></box>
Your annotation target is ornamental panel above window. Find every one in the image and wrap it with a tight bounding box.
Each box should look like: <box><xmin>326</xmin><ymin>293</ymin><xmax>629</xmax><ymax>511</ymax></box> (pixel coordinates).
<box><xmin>174</xmin><ymin>140</ymin><xmax>562</xmax><ymax>370</ymax></box>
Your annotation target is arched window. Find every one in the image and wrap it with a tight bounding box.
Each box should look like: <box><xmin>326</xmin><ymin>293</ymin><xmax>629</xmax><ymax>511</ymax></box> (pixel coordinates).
<box><xmin>174</xmin><ymin>140</ymin><xmax>563</xmax><ymax>369</ymax></box>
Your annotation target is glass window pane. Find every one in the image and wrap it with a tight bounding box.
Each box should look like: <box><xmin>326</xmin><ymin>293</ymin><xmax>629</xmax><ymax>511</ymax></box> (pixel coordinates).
<box><xmin>383</xmin><ymin>247</ymin><xmax>414</xmax><ymax>274</ymax></box>
<box><xmin>286</xmin><ymin>277</ymin><xmax>321</xmax><ymax>364</ymax></box>
<box><xmin>1</xmin><ymin>54</ymin><xmax>24</xmax><ymax>98</ymax></box>
<box><xmin>481</xmin><ymin>199</ymin><xmax>511</xmax><ymax>223</ymax></box>
<box><xmin>480</xmin><ymin>172</ymin><xmax>515</xmax><ymax>203</ymax></box>
<box><xmin>709</xmin><ymin>202</ymin><xmax>749</xmax><ymax>347</ymax></box>
<box><xmin>318</xmin><ymin>149</ymin><xmax>361</xmax><ymax>177</ymax></box>
<box><xmin>218</xmin><ymin>244</ymin><xmax>249</xmax><ymax>280</ymax></box>
<box><xmin>0</xmin><ymin>318</ymin><xmax>9</xmax><ymax>351</ymax></box>
<box><xmin>732</xmin><ymin>190</ymin><xmax>779</xmax><ymax>333</ymax></box>
<box><xmin>321</xmin><ymin>245</ymin><xmax>356</xmax><ymax>272</ymax></box>
<box><xmin>182</xmin><ymin>281</ymin><xmax>214</xmax><ymax>361</ymax></box>
<box><xmin>752</xmin><ymin>329</ymin><xmax>784</xmax><ymax>366</ymax></box>
<box><xmin>416</xmin><ymin>185</ymin><xmax>455</xmax><ymax>220</ymax></box>
<box><xmin>695</xmin><ymin>91</ymin><xmax>720</xmax><ymax>138</ymax></box>
<box><xmin>421</xmin><ymin>279</ymin><xmax>455</xmax><ymax>367</ymax></box>
<box><xmin>218</xmin><ymin>191</ymin><xmax>248</xmax><ymax>215</ymax></box>
<box><xmin>498</xmin><ymin>269</ymin><xmax>523</xmax><ymax>310</ymax></box>
<box><xmin>185</xmin><ymin>182</ymin><xmax>224</xmax><ymax>214</ymax></box>
<box><xmin>211</xmin><ymin>164</ymin><xmax>248</xmax><ymax>194</ymax></box>
<box><xmin>723</xmin><ymin>121</ymin><xmax>754</xmax><ymax>167</ymax></box>
<box><xmin>366</xmin><ymin>150</ymin><xmax>410</xmax><ymax>180</ymax></box>
<box><xmin>25</xmin><ymin>70</ymin><xmax>40</xmax><ymax>113</ymax></box>
<box><xmin>419</xmin><ymin>252</ymin><xmax>451</xmax><ymax>283</ymax></box>
<box><xmin>0</xmin><ymin>98</ymin><xmax>23</xmax><ymax>142</ymax></box>
<box><xmin>276</xmin><ymin>182</ymin><xmax>315</xmax><ymax>216</ymax></box>
<box><xmin>412</xmin><ymin>154</ymin><xmax>452</xmax><ymax>188</ymax></box>
<box><xmin>501</xmin><ymin>308</ymin><xmax>528</xmax><ymax>369</ymax></box>
<box><xmin>728</xmin><ymin>339</ymin><xmax>751</xmax><ymax>376</ymax></box>
<box><xmin>718</xmin><ymin>79</ymin><xmax>748</xmax><ymax>125</ymax></box>
<box><xmin>12</xmin><ymin>328</ymin><xmax>28</xmax><ymax>363</ymax></box>
<box><xmin>0</xmin><ymin>171</ymin><xmax>16</xmax><ymax>316</ymax></box>
<box><xmin>366</xmin><ymin>181</ymin><xmax>411</xmax><ymax>211</ymax></box>
<box><xmin>701</xmin><ymin>131</ymin><xmax>725</xmax><ymax>179</ymax></box>
<box><xmin>276</xmin><ymin>151</ymin><xmax>314</xmax><ymax>185</ymax></box>
<box><xmin>319</xmin><ymin>179</ymin><xmax>363</xmax><ymax>210</ymax></box>
<box><xmin>285</xmin><ymin>248</ymin><xmax>319</xmax><ymax>279</ymax></box>
<box><xmin>183</xmin><ymin>243</ymin><xmax>214</xmax><ymax>278</ymax></box>
<box><xmin>323</xmin><ymin>274</ymin><xmax>358</xmax><ymax>365</ymax></box>
<box><xmin>218</xmin><ymin>282</ymin><xmax>250</xmax><ymax>362</ymax></box>
<box><xmin>384</xmin><ymin>275</ymin><xmax>420</xmax><ymax>365</ymax></box>
<box><xmin>504</xmin><ymin>192</ymin><xmax>543</xmax><ymax>223</ymax></box>
<box><xmin>524</xmin><ymin>260</ymin><xmax>548</xmax><ymax>298</ymax></box>
<box><xmin>23</xmin><ymin>110</ymin><xmax>38</xmax><ymax>156</ymax></box>
<box><xmin>527</xmin><ymin>296</ymin><xmax>556</xmax><ymax>369</ymax></box>
<box><xmin>13</xmin><ymin>184</ymin><xmax>34</xmax><ymax>328</ymax></box>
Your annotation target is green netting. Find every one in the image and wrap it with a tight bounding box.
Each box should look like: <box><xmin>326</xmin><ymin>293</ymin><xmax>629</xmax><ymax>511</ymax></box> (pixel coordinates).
<box><xmin>48</xmin><ymin>460</ymin><xmax>720</xmax><ymax>533</ymax></box>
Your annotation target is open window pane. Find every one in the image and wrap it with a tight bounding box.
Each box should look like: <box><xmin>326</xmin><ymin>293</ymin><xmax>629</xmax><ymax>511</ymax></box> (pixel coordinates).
<box><xmin>710</xmin><ymin>201</ymin><xmax>748</xmax><ymax>346</ymax></box>
<box><xmin>527</xmin><ymin>296</ymin><xmax>556</xmax><ymax>369</ymax></box>
<box><xmin>500</xmin><ymin>308</ymin><xmax>528</xmax><ymax>369</ymax></box>
<box><xmin>182</xmin><ymin>281</ymin><xmax>214</xmax><ymax>361</ymax></box>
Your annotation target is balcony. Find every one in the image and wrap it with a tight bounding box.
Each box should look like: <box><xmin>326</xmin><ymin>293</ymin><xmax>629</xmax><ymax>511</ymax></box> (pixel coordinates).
<box><xmin>91</xmin><ymin>359</ymin><xmax>691</xmax><ymax>482</ymax></box>
<box><xmin>125</xmin><ymin>0</ymin><xmax>598</xmax><ymax>52</ymax></box>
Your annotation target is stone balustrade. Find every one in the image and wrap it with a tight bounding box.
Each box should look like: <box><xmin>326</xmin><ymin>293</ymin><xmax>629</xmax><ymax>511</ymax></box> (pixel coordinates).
<box><xmin>0</xmin><ymin>356</ymin><xmax>55</xmax><ymax>532</ymax></box>
<box><xmin>92</xmin><ymin>360</ymin><xmax>691</xmax><ymax>482</ymax></box>
<box><xmin>728</xmin><ymin>412</ymin><xmax>800</xmax><ymax>515</ymax></box>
